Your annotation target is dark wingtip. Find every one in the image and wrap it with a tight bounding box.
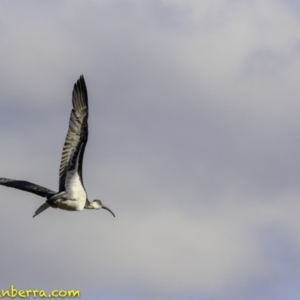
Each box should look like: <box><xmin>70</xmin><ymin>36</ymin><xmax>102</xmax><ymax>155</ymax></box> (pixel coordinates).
<box><xmin>78</xmin><ymin>75</ymin><xmax>85</xmax><ymax>86</ymax></box>
<box><xmin>74</xmin><ymin>75</ymin><xmax>86</xmax><ymax>91</ymax></box>
<box><xmin>72</xmin><ymin>75</ymin><xmax>88</xmax><ymax>110</ymax></box>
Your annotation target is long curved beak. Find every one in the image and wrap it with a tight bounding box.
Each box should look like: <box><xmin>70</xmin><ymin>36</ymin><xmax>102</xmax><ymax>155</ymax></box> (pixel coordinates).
<box><xmin>102</xmin><ymin>205</ymin><xmax>115</xmax><ymax>217</ymax></box>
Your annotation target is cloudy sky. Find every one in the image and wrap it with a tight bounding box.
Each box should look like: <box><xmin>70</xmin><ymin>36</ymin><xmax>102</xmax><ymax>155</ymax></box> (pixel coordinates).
<box><xmin>1</xmin><ymin>0</ymin><xmax>300</xmax><ymax>299</ymax></box>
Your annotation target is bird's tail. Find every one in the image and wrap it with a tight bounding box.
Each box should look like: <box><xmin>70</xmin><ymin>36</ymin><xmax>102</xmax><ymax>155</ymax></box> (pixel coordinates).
<box><xmin>32</xmin><ymin>203</ymin><xmax>50</xmax><ymax>218</ymax></box>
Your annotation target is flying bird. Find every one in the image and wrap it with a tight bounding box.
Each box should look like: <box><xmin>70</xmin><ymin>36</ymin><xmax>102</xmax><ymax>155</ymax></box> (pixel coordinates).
<box><xmin>0</xmin><ymin>75</ymin><xmax>115</xmax><ymax>218</ymax></box>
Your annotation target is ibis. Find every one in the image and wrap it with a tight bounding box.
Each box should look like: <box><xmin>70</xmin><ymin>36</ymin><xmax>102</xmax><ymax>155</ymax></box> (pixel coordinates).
<box><xmin>0</xmin><ymin>75</ymin><xmax>115</xmax><ymax>218</ymax></box>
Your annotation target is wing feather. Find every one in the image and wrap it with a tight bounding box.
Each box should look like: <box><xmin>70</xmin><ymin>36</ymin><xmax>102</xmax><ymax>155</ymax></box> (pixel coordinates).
<box><xmin>58</xmin><ymin>75</ymin><xmax>88</xmax><ymax>192</ymax></box>
<box><xmin>0</xmin><ymin>178</ymin><xmax>55</xmax><ymax>198</ymax></box>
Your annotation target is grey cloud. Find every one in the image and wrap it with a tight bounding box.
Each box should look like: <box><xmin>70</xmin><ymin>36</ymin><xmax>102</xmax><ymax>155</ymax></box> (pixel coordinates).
<box><xmin>0</xmin><ymin>0</ymin><xmax>300</xmax><ymax>299</ymax></box>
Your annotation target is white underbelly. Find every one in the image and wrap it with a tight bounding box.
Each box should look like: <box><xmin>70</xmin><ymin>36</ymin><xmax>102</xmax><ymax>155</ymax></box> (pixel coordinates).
<box><xmin>61</xmin><ymin>169</ymin><xmax>87</xmax><ymax>211</ymax></box>
<box><xmin>57</xmin><ymin>199</ymin><xmax>85</xmax><ymax>211</ymax></box>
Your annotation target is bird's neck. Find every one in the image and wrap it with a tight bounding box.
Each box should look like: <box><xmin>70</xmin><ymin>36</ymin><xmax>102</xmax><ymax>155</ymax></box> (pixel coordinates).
<box><xmin>84</xmin><ymin>201</ymin><xmax>94</xmax><ymax>209</ymax></box>
<box><xmin>84</xmin><ymin>200</ymin><xmax>100</xmax><ymax>209</ymax></box>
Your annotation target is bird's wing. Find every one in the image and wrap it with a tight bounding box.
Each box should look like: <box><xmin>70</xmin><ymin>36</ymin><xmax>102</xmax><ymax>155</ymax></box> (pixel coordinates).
<box><xmin>0</xmin><ymin>178</ymin><xmax>56</xmax><ymax>198</ymax></box>
<box><xmin>58</xmin><ymin>75</ymin><xmax>89</xmax><ymax>192</ymax></box>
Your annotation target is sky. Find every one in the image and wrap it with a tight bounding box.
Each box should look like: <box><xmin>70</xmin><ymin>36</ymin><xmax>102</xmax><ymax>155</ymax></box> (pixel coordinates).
<box><xmin>0</xmin><ymin>0</ymin><xmax>300</xmax><ymax>299</ymax></box>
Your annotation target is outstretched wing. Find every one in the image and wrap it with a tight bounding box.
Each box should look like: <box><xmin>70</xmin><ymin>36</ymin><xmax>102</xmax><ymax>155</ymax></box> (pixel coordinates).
<box><xmin>58</xmin><ymin>75</ymin><xmax>89</xmax><ymax>192</ymax></box>
<box><xmin>0</xmin><ymin>178</ymin><xmax>56</xmax><ymax>198</ymax></box>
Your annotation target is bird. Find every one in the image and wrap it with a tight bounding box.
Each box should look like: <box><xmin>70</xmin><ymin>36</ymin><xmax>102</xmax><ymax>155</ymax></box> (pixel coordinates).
<box><xmin>0</xmin><ymin>75</ymin><xmax>115</xmax><ymax>218</ymax></box>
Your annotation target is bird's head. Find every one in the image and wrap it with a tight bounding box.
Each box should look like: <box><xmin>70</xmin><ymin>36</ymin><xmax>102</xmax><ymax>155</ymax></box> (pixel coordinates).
<box><xmin>91</xmin><ymin>199</ymin><xmax>115</xmax><ymax>217</ymax></box>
